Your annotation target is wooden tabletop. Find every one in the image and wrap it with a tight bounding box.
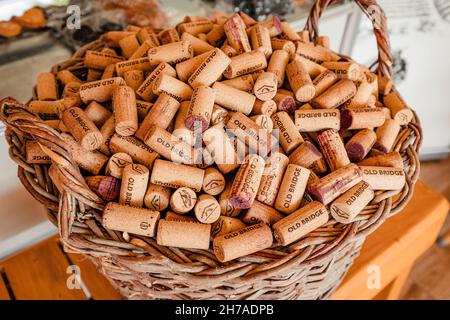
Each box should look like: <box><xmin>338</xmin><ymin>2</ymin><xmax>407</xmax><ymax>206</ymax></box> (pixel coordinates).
<box><xmin>0</xmin><ymin>180</ymin><xmax>448</xmax><ymax>300</ymax></box>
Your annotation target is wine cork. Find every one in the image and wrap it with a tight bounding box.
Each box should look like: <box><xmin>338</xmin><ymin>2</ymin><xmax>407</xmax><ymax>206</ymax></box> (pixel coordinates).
<box><xmin>249</xmin><ymin>24</ymin><xmax>272</xmax><ymax>58</ymax></box>
<box><xmin>123</xmin><ymin>70</ymin><xmax>144</xmax><ymax>91</ymax></box>
<box><xmin>152</xmin><ymin>74</ymin><xmax>192</xmax><ymax>102</ymax></box>
<box><xmin>83</xmin><ymin>101</ymin><xmax>111</xmax><ymax>128</ymax></box>
<box><xmin>223</xmin><ymin>50</ymin><xmax>267</xmax><ymax>79</ymax></box>
<box><xmin>172</xmin><ymin>101</ymin><xmax>195</xmax><ymax>145</ymax></box>
<box><xmin>219</xmin><ymin>179</ymin><xmax>241</xmax><ymax>217</ymax></box>
<box><xmin>129</xmin><ymin>40</ymin><xmax>155</xmax><ymax>60</ymax></box>
<box><xmin>229</xmin><ymin>154</ymin><xmax>265</xmax><ymax>209</ymax></box>
<box><xmin>143</xmin><ymin>183</ymin><xmax>171</xmax><ymax>211</ymax></box>
<box><xmin>317</xmin><ymin>129</ymin><xmax>350</xmax><ymax>171</ymax></box>
<box><xmin>136</xmin><ymin>28</ymin><xmax>160</xmax><ymax>48</ymax></box>
<box><xmin>62</xmin><ymin>107</ymin><xmax>103</xmax><ymax>151</ymax></box>
<box><xmin>151</xmin><ymin>159</ymin><xmax>205</xmax><ymax>192</ymax></box>
<box><xmin>135</xmin><ymin>93</ymin><xmax>180</xmax><ymax>140</ymax></box>
<box><xmin>273</xmin><ymin>201</ymin><xmax>329</xmax><ymax>246</ymax></box>
<box><xmin>203</xmin><ymin>124</ymin><xmax>239</xmax><ymax>174</ymax></box>
<box><xmin>87</xmin><ymin>69</ymin><xmax>103</xmax><ymax>81</ymax></box>
<box><xmin>271</xmin><ymin>111</ymin><xmax>304</xmax><ymax>154</ymax></box>
<box><xmin>101</xmin><ymin>64</ymin><xmax>116</xmax><ymax>80</ymax></box>
<box><xmin>103</xmin><ymin>202</ymin><xmax>160</xmax><ymax>237</ymax></box>
<box><xmin>221</xmin><ymin>74</ymin><xmax>254</xmax><ymax>92</ymax></box>
<box><xmin>270</xmin><ymin>39</ymin><xmax>295</xmax><ymax>57</ymax></box>
<box><xmin>251</xmin><ymin>114</ymin><xmax>273</xmax><ymax>132</ymax></box>
<box><xmin>298</xmin><ymin>30</ymin><xmax>310</xmax><ymax>42</ymax></box>
<box><xmin>322</xmin><ymin>62</ymin><xmax>361</xmax><ymax>81</ymax></box>
<box><xmin>206</xmin><ymin>24</ymin><xmax>226</xmax><ymax>46</ymax></box>
<box><xmin>312</xmin><ymin>79</ymin><xmax>356</xmax><ymax>109</ymax></box>
<box><xmin>212</xmin><ymin>216</ymin><xmax>246</xmax><ymax>238</ymax></box>
<box><xmin>308</xmin><ymin>163</ymin><xmax>363</xmax><ymax>205</ymax></box>
<box><xmin>241</xmin><ymin>200</ymin><xmax>284</xmax><ymax>226</ymax></box>
<box><xmin>119</xmin><ymin>164</ymin><xmax>149</xmax><ymax>207</ymax></box>
<box><xmin>79</xmin><ymin>77</ymin><xmax>126</xmax><ymax>103</ymax></box>
<box><xmin>118</xmin><ymin>34</ymin><xmax>140</xmax><ymax>58</ymax></box>
<box><xmin>220</xmin><ymin>43</ymin><xmax>238</xmax><ymax>57</ymax></box>
<box><xmin>185</xmin><ymin>86</ymin><xmax>215</xmax><ymax>132</ymax></box>
<box><xmin>286</xmin><ymin>59</ymin><xmax>315</xmax><ymax>102</ymax></box>
<box><xmin>253</xmin><ymin>72</ymin><xmax>277</xmax><ymax>101</ymax></box>
<box><xmin>85</xmin><ymin>176</ymin><xmax>120</xmax><ymax>202</ymax></box>
<box><xmin>347</xmin><ymin>81</ymin><xmax>373</xmax><ymax>109</ymax></box>
<box><xmin>194</xmin><ymin>194</ymin><xmax>221</xmax><ymax>224</ymax></box>
<box><xmin>202</xmin><ymin>167</ymin><xmax>226</xmax><ymax>195</ymax></box>
<box><xmin>345</xmin><ymin>129</ymin><xmax>377</xmax><ymax>162</ymax></box>
<box><xmin>316</xmin><ymin>35</ymin><xmax>330</xmax><ymax>48</ymax></box>
<box><xmin>252</xmin><ymin>99</ymin><xmax>277</xmax><ymax>116</ymax></box>
<box><xmin>377</xmin><ymin>75</ymin><xmax>393</xmax><ymax>95</ymax></box>
<box><xmin>57</xmin><ymin>70</ymin><xmax>81</xmax><ymax>85</ymax></box>
<box><xmin>266</xmin><ymin>50</ymin><xmax>289</xmax><ymax>88</ymax></box>
<box><xmin>359</xmin><ymin>166</ymin><xmax>406</xmax><ymax>191</ymax></box>
<box><xmin>147</xmin><ymin>40</ymin><xmax>193</xmax><ymax>65</ymax></box>
<box><xmin>44</xmin><ymin>120</ymin><xmax>61</xmax><ymax>130</ymax></box>
<box><xmin>258</xmin><ymin>16</ymin><xmax>283</xmax><ymax>37</ymax></box>
<box><xmin>115</xmin><ymin>57</ymin><xmax>153</xmax><ymax>78</ymax></box>
<box><xmin>28</xmin><ymin>100</ymin><xmax>62</xmax><ymax>120</ymax></box>
<box><xmin>212</xmin><ymin>82</ymin><xmax>255</xmax><ymax>115</ymax></box>
<box><xmin>105</xmin><ymin>152</ymin><xmax>133</xmax><ymax>179</ymax></box>
<box><xmin>97</xmin><ymin>116</ymin><xmax>115</xmax><ymax>155</ymax></box>
<box><xmin>383</xmin><ymin>91</ymin><xmax>414</xmax><ymax>125</ymax></box>
<box><xmin>103</xmin><ymin>31</ymin><xmax>136</xmax><ymax>48</ymax></box>
<box><xmin>61</xmin><ymin>81</ymin><xmax>80</xmax><ymax>98</ymax></box>
<box><xmin>136</xmin><ymin>62</ymin><xmax>176</xmax><ymax>101</ymax></box>
<box><xmin>223</xmin><ymin>14</ymin><xmax>252</xmax><ymax>54</ymax></box>
<box><xmin>109</xmin><ymin>134</ymin><xmax>159</xmax><ymax>169</ymax></box>
<box><xmin>112</xmin><ymin>86</ymin><xmax>138</xmax><ymax>136</ymax></box>
<box><xmin>26</xmin><ymin>141</ymin><xmax>51</xmax><ymax>164</ymax></box>
<box><xmin>226</xmin><ymin>112</ymin><xmax>275</xmax><ymax>156</ymax></box>
<box><xmin>143</xmin><ymin>126</ymin><xmax>198</xmax><ymax>165</ymax></box>
<box><xmin>273</xmin><ymin>91</ymin><xmax>296</xmax><ymax>113</ymax></box>
<box><xmin>330</xmin><ymin>181</ymin><xmax>374</xmax><ymax>224</ymax></box>
<box><xmin>169</xmin><ymin>187</ymin><xmax>197</xmax><ymax>214</ymax></box>
<box><xmin>294</xmin><ymin>108</ymin><xmax>340</xmax><ymax>132</ymax></box>
<box><xmin>373</xmin><ymin>118</ymin><xmax>401</xmax><ymax>153</ymax></box>
<box><xmin>134</xmin><ymin>100</ymin><xmax>152</xmax><ymax>121</ymax></box>
<box><xmin>211</xmin><ymin>104</ymin><xmax>230</xmax><ymax>126</ymax></box>
<box><xmin>312</xmin><ymin>70</ymin><xmax>338</xmax><ymax>98</ymax></box>
<box><xmin>358</xmin><ymin>151</ymin><xmax>403</xmax><ymax>169</ymax></box>
<box><xmin>157</xmin><ymin>220</ymin><xmax>211</xmax><ymax>250</ymax></box>
<box><xmin>256</xmin><ymin>152</ymin><xmax>289</xmax><ymax>206</ymax></box>
<box><xmin>178</xmin><ymin>20</ymin><xmax>213</xmax><ymax>36</ymax></box>
<box><xmin>159</xmin><ymin>28</ymin><xmax>180</xmax><ymax>44</ymax></box>
<box><xmin>288</xmin><ymin>141</ymin><xmax>327</xmax><ymax>175</ymax></box>
<box><xmin>181</xmin><ymin>32</ymin><xmax>214</xmax><ymax>55</ymax></box>
<box><xmin>274</xmin><ymin>164</ymin><xmax>310</xmax><ymax>214</ymax></box>
<box><xmin>295</xmin><ymin>41</ymin><xmax>340</xmax><ymax>63</ymax></box>
<box><xmin>213</xmin><ymin>222</ymin><xmax>273</xmax><ymax>262</ymax></box>
<box><xmin>84</xmin><ymin>50</ymin><xmax>124</xmax><ymax>70</ymax></box>
<box><xmin>36</xmin><ymin>72</ymin><xmax>58</xmax><ymax>101</ymax></box>
<box><xmin>61</xmin><ymin>133</ymin><xmax>108</xmax><ymax>175</ymax></box>
<box><xmin>280</xmin><ymin>21</ymin><xmax>301</xmax><ymax>41</ymax></box>
<box><xmin>188</xmin><ymin>48</ymin><xmax>231</xmax><ymax>88</ymax></box>
<box><xmin>340</xmin><ymin>107</ymin><xmax>386</xmax><ymax>130</ymax></box>
<box><xmin>165</xmin><ymin>211</ymin><xmax>196</xmax><ymax>222</ymax></box>
<box><xmin>175</xmin><ymin>51</ymin><xmax>212</xmax><ymax>82</ymax></box>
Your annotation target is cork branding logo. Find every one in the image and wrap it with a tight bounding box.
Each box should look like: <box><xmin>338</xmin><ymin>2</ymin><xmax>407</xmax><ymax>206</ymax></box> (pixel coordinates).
<box><xmin>204</xmin><ymin>179</ymin><xmax>223</xmax><ymax>192</ymax></box>
<box><xmin>201</xmin><ymin>203</ymin><xmax>218</xmax><ymax>221</ymax></box>
<box><xmin>180</xmin><ymin>190</ymin><xmax>194</xmax><ymax>208</ymax></box>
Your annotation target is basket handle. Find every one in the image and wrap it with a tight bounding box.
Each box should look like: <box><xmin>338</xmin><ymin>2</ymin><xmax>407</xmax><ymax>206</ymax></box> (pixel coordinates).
<box><xmin>304</xmin><ymin>0</ymin><xmax>393</xmax><ymax>79</ymax></box>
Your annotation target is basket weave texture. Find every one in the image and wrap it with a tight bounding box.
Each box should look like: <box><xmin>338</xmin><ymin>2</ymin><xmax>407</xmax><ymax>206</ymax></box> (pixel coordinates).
<box><xmin>0</xmin><ymin>0</ymin><xmax>422</xmax><ymax>300</ymax></box>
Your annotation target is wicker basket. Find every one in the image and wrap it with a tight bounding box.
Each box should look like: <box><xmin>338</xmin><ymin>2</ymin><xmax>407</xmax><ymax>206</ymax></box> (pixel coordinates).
<box><xmin>0</xmin><ymin>0</ymin><xmax>421</xmax><ymax>300</ymax></box>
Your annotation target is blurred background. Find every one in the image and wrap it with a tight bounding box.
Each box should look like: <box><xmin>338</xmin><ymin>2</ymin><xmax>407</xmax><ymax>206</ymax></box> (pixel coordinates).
<box><xmin>0</xmin><ymin>0</ymin><xmax>449</xmax><ymax>299</ymax></box>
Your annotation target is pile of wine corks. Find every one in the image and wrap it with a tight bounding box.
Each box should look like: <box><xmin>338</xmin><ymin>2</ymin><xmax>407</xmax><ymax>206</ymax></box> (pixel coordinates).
<box><xmin>26</xmin><ymin>12</ymin><xmax>412</xmax><ymax>263</ymax></box>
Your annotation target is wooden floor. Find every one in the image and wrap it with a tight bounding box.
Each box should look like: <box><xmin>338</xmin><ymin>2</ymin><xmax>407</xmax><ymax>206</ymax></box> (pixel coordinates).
<box><xmin>400</xmin><ymin>157</ymin><xmax>450</xmax><ymax>300</ymax></box>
